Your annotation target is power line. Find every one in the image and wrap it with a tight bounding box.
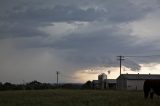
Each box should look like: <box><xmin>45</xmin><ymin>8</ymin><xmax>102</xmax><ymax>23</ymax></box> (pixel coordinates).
<box><xmin>116</xmin><ymin>54</ymin><xmax>160</xmax><ymax>76</ymax></box>
<box><xmin>125</xmin><ymin>55</ymin><xmax>160</xmax><ymax>58</ymax></box>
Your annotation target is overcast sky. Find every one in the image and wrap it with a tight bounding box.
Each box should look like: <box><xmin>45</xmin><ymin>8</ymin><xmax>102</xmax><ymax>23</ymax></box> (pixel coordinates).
<box><xmin>1</xmin><ymin>0</ymin><xmax>160</xmax><ymax>83</ymax></box>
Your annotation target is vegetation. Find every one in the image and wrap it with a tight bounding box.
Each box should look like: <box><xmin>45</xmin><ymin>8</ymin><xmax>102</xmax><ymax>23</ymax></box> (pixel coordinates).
<box><xmin>82</xmin><ymin>80</ymin><xmax>92</xmax><ymax>89</ymax></box>
<box><xmin>0</xmin><ymin>81</ymin><xmax>83</xmax><ymax>90</ymax></box>
<box><xmin>0</xmin><ymin>81</ymin><xmax>56</xmax><ymax>90</ymax></box>
<box><xmin>0</xmin><ymin>89</ymin><xmax>159</xmax><ymax>106</ymax></box>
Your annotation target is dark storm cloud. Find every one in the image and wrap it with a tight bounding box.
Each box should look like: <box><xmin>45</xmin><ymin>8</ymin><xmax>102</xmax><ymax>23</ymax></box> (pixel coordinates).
<box><xmin>0</xmin><ymin>0</ymin><xmax>154</xmax><ymax>39</ymax></box>
<box><xmin>0</xmin><ymin>0</ymin><xmax>156</xmax><ymax>70</ymax></box>
<box><xmin>50</xmin><ymin>27</ymin><xmax>147</xmax><ymax>70</ymax></box>
<box><xmin>0</xmin><ymin>0</ymin><xmax>160</xmax><ymax>82</ymax></box>
<box><xmin>99</xmin><ymin>0</ymin><xmax>153</xmax><ymax>22</ymax></box>
<box><xmin>0</xmin><ymin>2</ymin><xmax>106</xmax><ymax>38</ymax></box>
<box><xmin>6</xmin><ymin>5</ymin><xmax>105</xmax><ymax>23</ymax></box>
<box><xmin>52</xmin><ymin>28</ymin><xmax>132</xmax><ymax>51</ymax></box>
<box><xmin>0</xmin><ymin>22</ymin><xmax>46</xmax><ymax>39</ymax></box>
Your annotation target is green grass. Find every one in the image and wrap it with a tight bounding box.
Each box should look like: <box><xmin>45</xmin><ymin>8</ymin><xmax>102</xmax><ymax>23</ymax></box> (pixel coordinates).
<box><xmin>0</xmin><ymin>89</ymin><xmax>159</xmax><ymax>106</ymax></box>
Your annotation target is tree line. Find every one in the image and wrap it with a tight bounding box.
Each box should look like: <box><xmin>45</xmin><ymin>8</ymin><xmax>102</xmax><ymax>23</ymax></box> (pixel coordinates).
<box><xmin>0</xmin><ymin>80</ymin><xmax>55</xmax><ymax>90</ymax></box>
<box><xmin>0</xmin><ymin>80</ymin><xmax>92</xmax><ymax>90</ymax></box>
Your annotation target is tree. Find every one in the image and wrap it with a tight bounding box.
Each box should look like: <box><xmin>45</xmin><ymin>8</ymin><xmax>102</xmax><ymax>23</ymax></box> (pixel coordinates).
<box><xmin>82</xmin><ymin>80</ymin><xmax>92</xmax><ymax>89</ymax></box>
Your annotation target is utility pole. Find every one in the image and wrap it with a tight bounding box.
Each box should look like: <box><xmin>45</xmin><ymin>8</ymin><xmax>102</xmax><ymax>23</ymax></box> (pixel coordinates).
<box><xmin>56</xmin><ymin>71</ymin><xmax>59</xmax><ymax>87</ymax></box>
<box><xmin>117</xmin><ymin>56</ymin><xmax>125</xmax><ymax>75</ymax></box>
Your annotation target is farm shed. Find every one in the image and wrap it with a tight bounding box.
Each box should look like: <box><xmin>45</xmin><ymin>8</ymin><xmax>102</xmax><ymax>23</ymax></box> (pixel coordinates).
<box><xmin>92</xmin><ymin>73</ymin><xmax>108</xmax><ymax>89</ymax></box>
<box><xmin>92</xmin><ymin>73</ymin><xmax>117</xmax><ymax>89</ymax></box>
<box><xmin>98</xmin><ymin>73</ymin><xmax>108</xmax><ymax>89</ymax></box>
<box><xmin>107</xmin><ymin>79</ymin><xmax>116</xmax><ymax>89</ymax></box>
<box><xmin>92</xmin><ymin>80</ymin><xmax>99</xmax><ymax>89</ymax></box>
<box><xmin>117</xmin><ymin>74</ymin><xmax>160</xmax><ymax>90</ymax></box>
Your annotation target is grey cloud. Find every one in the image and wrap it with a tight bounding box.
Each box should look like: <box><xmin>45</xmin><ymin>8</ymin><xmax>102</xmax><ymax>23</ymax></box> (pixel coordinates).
<box><xmin>7</xmin><ymin>5</ymin><xmax>105</xmax><ymax>22</ymax></box>
<box><xmin>84</xmin><ymin>0</ymin><xmax>155</xmax><ymax>22</ymax></box>
<box><xmin>52</xmin><ymin>29</ymin><xmax>132</xmax><ymax>51</ymax></box>
<box><xmin>0</xmin><ymin>23</ymin><xmax>46</xmax><ymax>39</ymax></box>
<box><xmin>0</xmin><ymin>0</ymin><xmax>155</xmax><ymax>23</ymax></box>
<box><xmin>0</xmin><ymin>0</ymin><xmax>160</xmax><ymax>83</ymax></box>
<box><xmin>123</xmin><ymin>59</ymin><xmax>141</xmax><ymax>71</ymax></box>
<box><xmin>0</xmin><ymin>0</ymin><xmax>154</xmax><ymax>39</ymax></box>
<box><xmin>11</xmin><ymin>23</ymin><xmax>160</xmax><ymax>71</ymax></box>
<box><xmin>0</xmin><ymin>4</ymin><xmax>106</xmax><ymax>39</ymax></box>
<box><xmin>50</xmin><ymin>28</ymin><xmax>142</xmax><ymax>70</ymax></box>
<box><xmin>50</xmin><ymin>23</ymin><xmax>160</xmax><ymax>71</ymax></box>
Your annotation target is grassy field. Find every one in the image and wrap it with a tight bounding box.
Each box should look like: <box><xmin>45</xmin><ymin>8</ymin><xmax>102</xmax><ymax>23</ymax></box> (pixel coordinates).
<box><xmin>0</xmin><ymin>89</ymin><xmax>159</xmax><ymax>106</ymax></box>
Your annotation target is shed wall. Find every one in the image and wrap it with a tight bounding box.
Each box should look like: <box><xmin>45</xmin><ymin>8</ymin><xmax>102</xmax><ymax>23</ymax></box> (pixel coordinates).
<box><xmin>127</xmin><ymin>80</ymin><xmax>145</xmax><ymax>90</ymax></box>
<box><xmin>117</xmin><ymin>78</ymin><xmax>127</xmax><ymax>89</ymax></box>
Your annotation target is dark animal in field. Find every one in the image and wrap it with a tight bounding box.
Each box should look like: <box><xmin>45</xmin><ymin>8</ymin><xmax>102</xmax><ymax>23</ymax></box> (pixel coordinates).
<box><xmin>143</xmin><ymin>79</ymin><xmax>160</xmax><ymax>99</ymax></box>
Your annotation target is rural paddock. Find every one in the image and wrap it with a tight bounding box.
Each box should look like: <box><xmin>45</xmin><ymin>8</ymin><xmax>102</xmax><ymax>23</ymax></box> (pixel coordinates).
<box><xmin>0</xmin><ymin>90</ymin><xmax>159</xmax><ymax>106</ymax></box>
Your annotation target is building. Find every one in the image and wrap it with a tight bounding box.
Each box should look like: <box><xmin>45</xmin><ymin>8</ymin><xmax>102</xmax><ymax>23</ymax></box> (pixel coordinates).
<box><xmin>117</xmin><ymin>74</ymin><xmax>160</xmax><ymax>90</ymax></box>
<box><xmin>92</xmin><ymin>73</ymin><xmax>117</xmax><ymax>89</ymax></box>
<box><xmin>92</xmin><ymin>73</ymin><xmax>107</xmax><ymax>89</ymax></box>
<box><xmin>107</xmin><ymin>79</ymin><xmax>117</xmax><ymax>89</ymax></box>
<box><xmin>98</xmin><ymin>73</ymin><xmax>108</xmax><ymax>89</ymax></box>
<box><xmin>92</xmin><ymin>80</ymin><xmax>99</xmax><ymax>89</ymax></box>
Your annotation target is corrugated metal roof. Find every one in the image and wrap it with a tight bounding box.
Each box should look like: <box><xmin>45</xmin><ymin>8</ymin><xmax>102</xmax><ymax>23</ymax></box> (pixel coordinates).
<box><xmin>118</xmin><ymin>74</ymin><xmax>160</xmax><ymax>80</ymax></box>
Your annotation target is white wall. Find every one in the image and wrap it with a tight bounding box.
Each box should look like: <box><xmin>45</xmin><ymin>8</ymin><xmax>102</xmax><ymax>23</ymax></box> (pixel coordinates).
<box><xmin>127</xmin><ymin>80</ymin><xmax>145</xmax><ymax>90</ymax></box>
